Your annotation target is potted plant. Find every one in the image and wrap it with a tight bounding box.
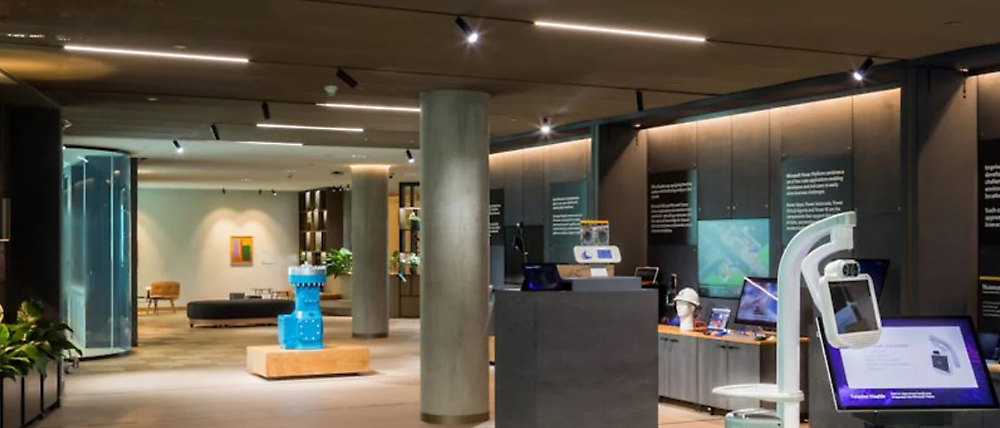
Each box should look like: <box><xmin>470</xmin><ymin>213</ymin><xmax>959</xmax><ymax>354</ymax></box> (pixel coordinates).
<box><xmin>1</xmin><ymin>301</ymin><xmax>79</xmax><ymax>380</ymax></box>
<box><xmin>323</xmin><ymin>248</ymin><xmax>353</xmax><ymax>299</ymax></box>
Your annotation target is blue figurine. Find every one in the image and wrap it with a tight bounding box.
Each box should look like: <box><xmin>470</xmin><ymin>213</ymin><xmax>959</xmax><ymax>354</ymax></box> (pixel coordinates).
<box><xmin>278</xmin><ymin>265</ymin><xmax>327</xmax><ymax>350</ymax></box>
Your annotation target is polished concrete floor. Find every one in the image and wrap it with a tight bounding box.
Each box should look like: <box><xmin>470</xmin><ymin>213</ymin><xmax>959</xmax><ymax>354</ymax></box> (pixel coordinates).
<box><xmin>40</xmin><ymin>313</ymin><xmax>728</xmax><ymax>427</ymax></box>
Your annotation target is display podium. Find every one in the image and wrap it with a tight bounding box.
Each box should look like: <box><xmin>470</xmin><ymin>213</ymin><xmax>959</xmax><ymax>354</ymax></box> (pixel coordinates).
<box><xmin>494</xmin><ymin>280</ymin><xmax>656</xmax><ymax>428</ymax></box>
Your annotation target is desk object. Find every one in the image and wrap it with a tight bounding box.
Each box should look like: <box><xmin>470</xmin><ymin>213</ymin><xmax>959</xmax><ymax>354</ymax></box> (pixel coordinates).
<box><xmin>495</xmin><ymin>287</ymin><xmax>657</xmax><ymax>428</ymax></box>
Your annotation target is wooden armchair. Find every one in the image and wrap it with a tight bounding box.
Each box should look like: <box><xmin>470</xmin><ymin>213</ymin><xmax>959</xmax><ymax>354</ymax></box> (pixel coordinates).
<box><xmin>148</xmin><ymin>281</ymin><xmax>181</xmax><ymax>314</ymax></box>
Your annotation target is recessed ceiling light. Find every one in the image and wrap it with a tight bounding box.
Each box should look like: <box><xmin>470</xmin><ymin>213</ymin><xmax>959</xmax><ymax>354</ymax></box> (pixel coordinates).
<box><xmin>540</xmin><ymin>117</ymin><xmax>552</xmax><ymax>135</ymax></box>
<box><xmin>534</xmin><ymin>20</ymin><xmax>706</xmax><ymax>43</ymax></box>
<box><xmin>173</xmin><ymin>44</ymin><xmax>188</xmax><ymax>49</ymax></box>
<box><xmin>257</xmin><ymin>123</ymin><xmax>363</xmax><ymax>133</ymax></box>
<box><xmin>64</xmin><ymin>44</ymin><xmax>250</xmax><ymax>63</ymax></box>
<box><xmin>234</xmin><ymin>141</ymin><xmax>303</xmax><ymax>147</ymax></box>
<box><xmin>316</xmin><ymin>102</ymin><xmax>420</xmax><ymax>113</ymax></box>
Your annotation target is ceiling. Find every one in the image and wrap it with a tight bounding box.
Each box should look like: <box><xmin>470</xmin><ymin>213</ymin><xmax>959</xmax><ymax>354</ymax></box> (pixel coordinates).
<box><xmin>1</xmin><ymin>0</ymin><xmax>998</xmax><ymax>189</ymax></box>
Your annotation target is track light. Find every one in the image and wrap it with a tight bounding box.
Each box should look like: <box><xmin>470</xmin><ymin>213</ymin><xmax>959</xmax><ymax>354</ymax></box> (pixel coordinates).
<box><xmin>259</xmin><ymin>189</ymin><xmax>263</xmax><ymax>196</ymax></box>
<box><xmin>455</xmin><ymin>16</ymin><xmax>480</xmax><ymax>44</ymax></box>
<box><xmin>272</xmin><ymin>189</ymin><xmax>277</xmax><ymax>196</ymax></box>
<box><xmin>853</xmin><ymin>57</ymin><xmax>874</xmax><ymax>81</ymax></box>
<box><xmin>406</xmin><ymin>149</ymin><xmax>415</xmax><ymax>163</ymax></box>
<box><xmin>222</xmin><ymin>188</ymin><xmax>227</xmax><ymax>195</ymax></box>
<box><xmin>173</xmin><ymin>140</ymin><xmax>183</xmax><ymax>154</ymax></box>
<box><xmin>64</xmin><ymin>44</ymin><xmax>250</xmax><ymax>63</ymax></box>
<box><xmin>635</xmin><ymin>90</ymin><xmax>644</xmax><ymax>112</ymax></box>
<box><xmin>336</xmin><ymin>68</ymin><xmax>358</xmax><ymax>89</ymax></box>
<box><xmin>540</xmin><ymin>117</ymin><xmax>552</xmax><ymax>135</ymax></box>
<box><xmin>210</xmin><ymin>124</ymin><xmax>220</xmax><ymax>140</ymax></box>
<box><xmin>261</xmin><ymin>102</ymin><xmax>271</xmax><ymax>120</ymax></box>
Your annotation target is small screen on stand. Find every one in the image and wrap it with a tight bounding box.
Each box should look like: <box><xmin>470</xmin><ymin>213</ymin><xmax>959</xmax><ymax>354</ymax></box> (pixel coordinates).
<box><xmin>597</xmin><ymin>249</ymin><xmax>613</xmax><ymax>259</ymax></box>
<box><xmin>822</xmin><ymin>317</ymin><xmax>1000</xmax><ymax>411</ymax></box>
<box><xmin>734</xmin><ymin>277</ymin><xmax>778</xmax><ymax>328</ymax></box>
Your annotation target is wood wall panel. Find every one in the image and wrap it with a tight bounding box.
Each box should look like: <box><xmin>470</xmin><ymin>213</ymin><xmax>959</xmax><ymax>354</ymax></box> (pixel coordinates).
<box><xmin>544</xmin><ymin>139</ymin><xmax>590</xmax><ymax>184</ymax></box>
<box><xmin>777</xmin><ymin>96</ymin><xmax>853</xmax><ymax>158</ymax></box>
<box><xmin>696</xmin><ymin>117</ymin><xmax>733</xmax><ymax>220</ymax></box>
<box><xmin>522</xmin><ymin>147</ymin><xmax>547</xmax><ymax>225</ymax></box>
<box><xmin>853</xmin><ymin>89</ymin><xmax>902</xmax><ymax>215</ymax></box>
<box><xmin>731</xmin><ymin>110</ymin><xmax>771</xmax><ymax>218</ymax></box>
<box><xmin>647</xmin><ymin>122</ymin><xmax>696</xmax><ymax>173</ymax></box>
<box><xmin>495</xmin><ymin>150</ymin><xmax>524</xmax><ymax>226</ymax></box>
<box><xmin>980</xmin><ymin>72</ymin><xmax>1000</xmax><ymax>140</ymax></box>
<box><xmin>599</xmin><ymin>127</ymin><xmax>646</xmax><ymax>276</ymax></box>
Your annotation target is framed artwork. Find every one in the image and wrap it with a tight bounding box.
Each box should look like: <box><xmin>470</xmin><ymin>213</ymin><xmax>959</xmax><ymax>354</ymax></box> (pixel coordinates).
<box><xmin>231</xmin><ymin>236</ymin><xmax>253</xmax><ymax>265</ymax></box>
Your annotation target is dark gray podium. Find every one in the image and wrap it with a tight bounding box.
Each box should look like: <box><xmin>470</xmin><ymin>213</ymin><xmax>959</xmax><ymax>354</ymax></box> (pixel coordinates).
<box><xmin>494</xmin><ymin>281</ymin><xmax>657</xmax><ymax>428</ymax></box>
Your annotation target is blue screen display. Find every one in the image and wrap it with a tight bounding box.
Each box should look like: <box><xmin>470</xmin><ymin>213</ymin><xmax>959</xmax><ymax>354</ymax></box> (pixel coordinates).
<box><xmin>597</xmin><ymin>249</ymin><xmax>613</xmax><ymax>259</ymax></box>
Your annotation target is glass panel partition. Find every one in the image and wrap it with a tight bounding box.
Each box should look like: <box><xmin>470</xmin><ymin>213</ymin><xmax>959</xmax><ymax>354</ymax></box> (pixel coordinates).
<box><xmin>62</xmin><ymin>147</ymin><xmax>132</xmax><ymax>358</ymax></box>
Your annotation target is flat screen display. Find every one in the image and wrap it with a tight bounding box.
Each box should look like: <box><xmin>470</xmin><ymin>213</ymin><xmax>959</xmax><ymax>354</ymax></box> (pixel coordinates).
<box><xmin>708</xmin><ymin>307</ymin><xmax>731</xmax><ymax>330</ymax></box>
<box><xmin>697</xmin><ymin>218</ymin><xmax>770</xmax><ymax>298</ymax></box>
<box><xmin>978</xmin><ymin>332</ymin><xmax>1000</xmax><ymax>362</ymax></box>
<box><xmin>828</xmin><ymin>279</ymin><xmax>879</xmax><ymax>334</ymax></box>
<box><xmin>857</xmin><ymin>259</ymin><xmax>889</xmax><ymax>299</ymax></box>
<box><xmin>520</xmin><ymin>263</ymin><xmax>563</xmax><ymax>291</ymax></box>
<box><xmin>734</xmin><ymin>277</ymin><xmax>778</xmax><ymax>328</ymax></box>
<box><xmin>822</xmin><ymin>317</ymin><xmax>999</xmax><ymax>411</ymax></box>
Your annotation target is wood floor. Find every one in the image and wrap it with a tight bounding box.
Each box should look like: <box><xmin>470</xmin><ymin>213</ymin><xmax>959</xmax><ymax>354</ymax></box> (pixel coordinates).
<box><xmin>41</xmin><ymin>313</ymin><xmax>729</xmax><ymax>427</ymax></box>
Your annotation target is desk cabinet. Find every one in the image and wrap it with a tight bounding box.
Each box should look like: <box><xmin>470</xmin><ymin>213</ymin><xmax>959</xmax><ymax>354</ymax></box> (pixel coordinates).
<box><xmin>696</xmin><ymin>341</ymin><xmax>761</xmax><ymax>411</ymax></box>
<box><xmin>659</xmin><ymin>335</ymin><xmax>699</xmax><ymax>403</ymax></box>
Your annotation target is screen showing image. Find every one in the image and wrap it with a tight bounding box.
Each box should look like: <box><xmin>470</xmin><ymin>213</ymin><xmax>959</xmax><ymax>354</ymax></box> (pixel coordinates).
<box><xmin>828</xmin><ymin>279</ymin><xmax>878</xmax><ymax>334</ymax></box>
<box><xmin>697</xmin><ymin>218</ymin><xmax>770</xmax><ymax>298</ymax></box>
<box><xmin>635</xmin><ymin>267</ymin><xmax>659</xmax><ymax>285</ymax></box>
<box><xmin>735</xmin><ymin>277</ymin><xmax>778</xmax><ymax>327</ymax></box>
<box><xmin>857</xmin><ymin>259</ymin><xmax>889</xmax><ymax>299</ymax></box>
<box><xmin>978</xmin><ymin>332</ymin><xmax>1000</xmax><ymax>362</ymax></box>
<box><xmin>708</xmin><ymin>308</ymin><xmax>731</xmax><ymax>330</ymax></box>
<box><xmin>521</xmin><ymin>263</ymin><xmax>562</xmax><ymax>291</ymax></box>
<box><xmin>823</xmin><ymin>317</ymin><xmax>999</xmax><ymax>411</ymax></box>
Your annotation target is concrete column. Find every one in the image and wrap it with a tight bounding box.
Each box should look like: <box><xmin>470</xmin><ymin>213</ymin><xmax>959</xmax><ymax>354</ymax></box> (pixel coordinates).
<box><xmin>420</xmin><ymin>90</ymin><xmax>490</xmax><ymax>424</ymax></box>
<box><xmin>350</xmin><ymin>166</ymin><xmax>389</xmax><ymax>338</ymax></box>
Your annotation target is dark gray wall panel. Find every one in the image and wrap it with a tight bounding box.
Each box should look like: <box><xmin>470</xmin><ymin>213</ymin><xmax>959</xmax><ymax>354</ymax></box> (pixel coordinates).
<box><xmin>599</xmin><ymin>126</ymin><xmax>647</xmax><ymax>275</ymax></box>
<box><xmin>768</xmin><ymin>111</ymin><xmax>784</xmax><ymax>277</ymax></box>
<box><xmin>980</xmin><ymin>72</ymin><xmax>1000</xmax><ymax>141</ymax></box>
<box><xmin>731</xmin><ymin>111</ymin><xmax>771</xmax><ymax>218</ymax></box>
<box><xmin>489</xmin><ymin>153</ymin><xmax>505</xmax><ymax>189</ymax></box>
<box><xmin>647</xmin><ymin>246</ymin><xmax>697</xmax><ymax>289</ymax></box>
<box><xmin>916</xmin><ymin>70</ymin><xmax>978</xmax><ymax>316</ymax></box>
<box><xmin>494</xmin><ymin>150</ymin><xmax>524</xmax><ymax>226</ymax></box>
<box><xmin>777</xmin><ymin>96</ymin><xmax>853</xmax><ymax>158</ymax></box>
<box><xmin>696</xmin><ymin>117</ymin><xmax>733</xmax><ymax>220</ymax></box>
<box><xmin>647</xmin><ymin>122</ymin><xmax>696</xmax><ymax>173</ymax></box>
<box><xmin>855</xmin><ymin>212</ymin><xmax>905</xmax><ymax>316</ymax></box>
<box><xmin>853</xmin><ymin>89</ymin><xmax>902</xmax><ymax>215</ymax></box>
<box><xmin>522</xmin><ymin>148</ymin><xmax>547</xmax><ymax>225</ymax></box>
<box><xmin>545</xmin><ymin>140</ymin><xmax>590</xmax><ymax>184</ymax></box>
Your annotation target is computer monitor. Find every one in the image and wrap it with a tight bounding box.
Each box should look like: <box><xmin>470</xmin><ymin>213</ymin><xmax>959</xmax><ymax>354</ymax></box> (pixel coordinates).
<box><xmin>635</xmin><ymin>267</ymin><xmax>659</xmax><ymax>287</ymax></box>
<box><xmin>856</xmin><ymin>259</ymin><xmax>889</xmax><ymax>299</ymax></box>
<box><xmin>821</xmin><ymin>316</ymin><xmax>999</xmax><ymax>411</ymax></box>
<box><xmin>734</xmin><ymin>277</ymin><xmax>778</xmax><ymax>328</ymax></box>
<box><xmin>978</xmin><ymin>332</ymin><xmax>1000</xmax><ymax>363</ymax></box>
<box><xmin>521</xmin><ymin>263</ymin><xmax>566</xmax><ymax>291</ymax></box>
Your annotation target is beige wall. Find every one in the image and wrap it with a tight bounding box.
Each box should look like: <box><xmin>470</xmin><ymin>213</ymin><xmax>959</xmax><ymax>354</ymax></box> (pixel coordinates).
<box><xmin>137</xmin><ymin>188</ymin><xmax>299</xmax><ymax>304</ymax></box>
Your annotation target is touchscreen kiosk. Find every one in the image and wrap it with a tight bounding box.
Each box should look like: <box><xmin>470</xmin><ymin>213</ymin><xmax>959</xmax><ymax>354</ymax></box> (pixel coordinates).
<box><xmin>821</xmin><ymin>317</ymin><xmax>999</xmax><ymax>411</ymax></box>
<box><xmin>734</xmin><ymin>277</ymin><xmax>778</xmax><ymax>328</ymax></box>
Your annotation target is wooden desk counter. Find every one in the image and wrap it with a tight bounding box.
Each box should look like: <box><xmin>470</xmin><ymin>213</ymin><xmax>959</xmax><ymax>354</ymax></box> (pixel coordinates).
<box><xmin>657</xmin><ymin>325</ymin><xmax>808</xmax><ymax>345</ymax></box>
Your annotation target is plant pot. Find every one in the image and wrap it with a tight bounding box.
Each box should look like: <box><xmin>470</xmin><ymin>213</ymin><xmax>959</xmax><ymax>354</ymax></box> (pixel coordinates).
<box><xmin>326</xmin><ymin>274</ymin><xmax>352</xmax><ymax>300</ymax></box>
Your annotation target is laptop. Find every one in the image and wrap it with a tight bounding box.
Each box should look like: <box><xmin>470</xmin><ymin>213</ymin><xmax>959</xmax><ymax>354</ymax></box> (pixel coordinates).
<box><xmin>635</xmin><ymin>266</ymin><xmax>659</xmax><ymax>288</ymax></box>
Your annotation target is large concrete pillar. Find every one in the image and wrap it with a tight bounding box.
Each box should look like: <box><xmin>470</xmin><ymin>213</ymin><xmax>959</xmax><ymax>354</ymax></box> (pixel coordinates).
<box><xmin>420</xmin><ymin>90</ymin><xmax>490</xmax><ymax>424</ymax></box>
<box><xmin>350</xmin><ymin>166</ymin><xmax>389</xmax><ymax>338</ymax></box>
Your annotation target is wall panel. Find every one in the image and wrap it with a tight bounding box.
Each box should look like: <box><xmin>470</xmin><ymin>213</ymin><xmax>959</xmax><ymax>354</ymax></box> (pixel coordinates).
<box><xmin>731</xmin><ymin>110</ymin><xmax>771</xmax><ymax>219</ymax></box>
<box><xmin>522</xmin><ymin>148</ymin><xmax>547</xmax><ymax>225</ymax></box>
<box><xmin>647</xmin><ymin>122</ymin><xmax>696</xmax><ymax>173</ymax></box>
<box><xmin>777</xmin><ymin>96</ymin><xmax>853</xmax><ymax>158</ymax></box>
<box><xmin>853</xmin><ymin>89</ymin><xmax>903</xmax><ymax>214</ymax></box>
<box><xmin>980</xmin><ymin>72</ymin><xmax>1000</xmax><ymax>140</ymax></box>
<box><xmin>696</xmin><ymin>117</ymin><xmax>733</xmax><ymax>220</ymax></box>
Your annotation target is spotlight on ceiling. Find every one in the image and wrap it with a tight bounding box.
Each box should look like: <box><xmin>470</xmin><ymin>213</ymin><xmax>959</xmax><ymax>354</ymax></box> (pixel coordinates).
<box><xmin>406</xmin><ymin>149</ymin><xmax>415</xmax><ymax>163</ymax></box>
<box><xmin>534</xmin><ymin>21</ymin><xmax>706</xmax><ymax>43</ymax></box>
<box><xmin>853</xmin><ymin>57</ymin><xmax>874</xmax><ymax>81</ymax></box>
<box><xmin>261</xmin><ymin>101</ymin><xmax>271</xmax><ymax>120</ymax></box>
<box><xmin>540</xmin><ymin>117</ymin><xmax>552</xmax><ymax>135</ymax></box>
<box><xmin>172</xmin><ymin>140</ymin><xmax>183</xmax><ymax>154</ymax></box>
<box><xmin>455</xmin><ymin>16</ymin><xmax>480</xmax><ymax>44</ymax></box>
<box><xmin>258</xmin><ymin>189</ymin><xmax>263</xmax><ymax>196</ymax></box>
<box><xmin>64</xmin><ymin>44</ymin><xmax>250</xmax><ymax>63</ymax></box>
<box><xmin>635</xmin><ymin>90</ymin><xmax>644</xmax><ymax>112</ymax></box>
<box><xmin>336</xmin><ymin>68</ymin><xmax>358</xmax><ymax>89</ymax></box>
<box><xmin>210</xmin><ymin>124</ymin><xmax>220</xmax><ymax>140</ymax></box>
<box><xmin>272</xmin><ymin>189</ymin><xmax>277</xmax><ymax>196</ymax></box>
<box><xmin>222</xmin><ymin>188</ymin><xmax>226</xmax><ymax>195</ymax></box>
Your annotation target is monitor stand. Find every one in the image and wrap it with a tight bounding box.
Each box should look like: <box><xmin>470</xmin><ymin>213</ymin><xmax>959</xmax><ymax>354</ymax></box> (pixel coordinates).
<box><xmin>853</xmin><ymin>411</ymin><xmax>952</xmax><ymax>427</ymax></box>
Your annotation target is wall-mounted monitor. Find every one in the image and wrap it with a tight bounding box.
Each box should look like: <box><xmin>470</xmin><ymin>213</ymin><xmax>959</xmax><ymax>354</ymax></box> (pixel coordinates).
<box><xmin>697</xmin><ymin>218</ymin><xmax>770</xmax><ymax>298</ymax></box>
<box><xmin>822</xmin><ymin>316</ymin><xmax>999</xmax><ymax>411</ymax></box>
<box><xmin>734</xmin><ymin>277</ymin><xmax>778</xmax><ymax>328</ymax></box>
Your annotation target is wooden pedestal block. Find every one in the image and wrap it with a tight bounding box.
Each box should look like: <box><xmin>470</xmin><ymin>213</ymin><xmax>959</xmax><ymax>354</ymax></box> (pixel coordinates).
<box><xmin>246</xmin><ymin>345</ymin><xmax>370</xmax><ymax>379</ymax></box>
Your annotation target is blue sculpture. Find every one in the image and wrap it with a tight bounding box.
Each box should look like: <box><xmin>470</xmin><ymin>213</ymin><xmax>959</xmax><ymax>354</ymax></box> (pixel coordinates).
<box><xmin>278</xmin><ymin>265</ymin><xmax>327</xmax><ymax>350</ymax></box>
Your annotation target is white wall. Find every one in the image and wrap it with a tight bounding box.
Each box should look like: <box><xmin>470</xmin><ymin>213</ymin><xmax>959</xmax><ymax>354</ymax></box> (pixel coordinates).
<box><xmin>137</xmin><ymin>189</ymin><xmax>299</xmax><ymax>304</ymax></box>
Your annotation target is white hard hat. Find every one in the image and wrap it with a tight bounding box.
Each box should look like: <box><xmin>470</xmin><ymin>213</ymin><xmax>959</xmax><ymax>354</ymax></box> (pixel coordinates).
<box><xmin>674</xmin><ymin>287</ymin><xmax>700</xmax><ymax>307</ymax></box>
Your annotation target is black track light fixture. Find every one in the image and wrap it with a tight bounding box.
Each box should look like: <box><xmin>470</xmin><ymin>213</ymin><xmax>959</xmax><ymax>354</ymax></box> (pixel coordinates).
<box><xmin>852</xmin><ymin>57</ymin><xmax>874</xmax><ymax>81</ymax></box>
<box><xmin>455</xmin><ymin>16</ymin><xmax>480</xmax><ymax>44</ymax></box>
<box><xmin>406</xmin><ymin>149</ymin><xmax>415</xmax><ymax>163</ymax></box>
<box><xmin>635</xmin><ymin>90</ymin><xmax>644</xmax><ymax>112</ymax></box>
<box><xmin>336</xmin><ymin>67</ymin><xmax>358</xmax><ymax>89</ymax></box>
<box><xmin>210</xmin><ymin>123</ymin><xmax>220</xmax><ymax>140</ymax></box>
<box><xmin>261</xmin><ymin>101</ymin><xmax>271</xmax><ymax>120</ymax></box>
<box><xmin>540</xmin><ymin>117</ymin><xmax>552</xmax><ymax>135</ymax></box>
<box><xmin>222</xmin><ymin>188</ymin><xmax>227</xmax><ymax>195</ymax></box>
<box><xmin>258</xmin><ymin>189</ymin><xmax>263</xmax><ymax>196</ymax></box>
<box><xmin>271</xmin><ymin>189</ymin><xmax>277</xmax><ymax>196</ymax></box>
<box><xmin>172</xmin><ymin>140</ymin><xmax>183</xmax><ymax>154</ymax></box>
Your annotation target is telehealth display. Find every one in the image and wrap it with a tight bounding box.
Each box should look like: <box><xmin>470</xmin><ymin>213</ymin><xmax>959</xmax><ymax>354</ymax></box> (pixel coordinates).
<box><xmin>823</xmin><ymin>317</ymin><xmax>999</xmax><ymax>411</ymax></box>
<box><xmin>828</xmin><ymin>279</ymin><xmax>879</xmax><ymax>335</ymax></box>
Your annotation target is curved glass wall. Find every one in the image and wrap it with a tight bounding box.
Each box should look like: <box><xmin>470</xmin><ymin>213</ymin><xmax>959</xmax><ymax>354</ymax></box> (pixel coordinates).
<box><xmin>62</xmin><ymin>148</ymin><xmax>132</xmax><ymax>358</ymax></box>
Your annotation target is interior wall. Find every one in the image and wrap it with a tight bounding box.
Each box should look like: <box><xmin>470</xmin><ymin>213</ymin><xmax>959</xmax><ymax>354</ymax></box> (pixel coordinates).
<box><xmin>137</xmin><ymin>188</ymin><xmax>298</xmax><ymax>304</ymax></box>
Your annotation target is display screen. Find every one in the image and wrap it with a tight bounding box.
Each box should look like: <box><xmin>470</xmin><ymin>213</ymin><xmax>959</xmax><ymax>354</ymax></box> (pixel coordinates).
<box><xmin>978</xmin><ymin>332</ymin><xmax>1000</xmax><ymax>362</ymax></box>
<box><xmin>597</xmin><ymin>249</ymin><xmax>613</xmax><ymax>259</ymax></box>
<box><xmin>708</xmin><ymin>307</ymin><xmax>731</xmax><ymax>330</ymax></box>
<box><xmin>521</xmin><ymin>263</ymin><xmax>563</xmax><ymax>291</ymax></box>
<box><xmin>734</xmin><ymin>277</ymin><xmax>778</xmax><ymax>328</ymax></box>
<box><xmin>828</xmin><ymin>279</ymin><xmax>879</xmax><ymax>334</ymax></box>
<box><xmin>635</xmin><ymin>267</ymin><xmax>658</xmax><ymax>283</ymax></box>
<box><xmin>823</xmin><ymin>317</ymin><xmax>999</xmax><ymax>411</ymax></box>
<box><xmin>697</xmin><ymin>218</ymin><xmax>770</xmax><ymax>298</ymax></box>
<box><xmin>857</xmin><ymin>259</ymin><xmax>889</xmax><ymax>299</ymax></box>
